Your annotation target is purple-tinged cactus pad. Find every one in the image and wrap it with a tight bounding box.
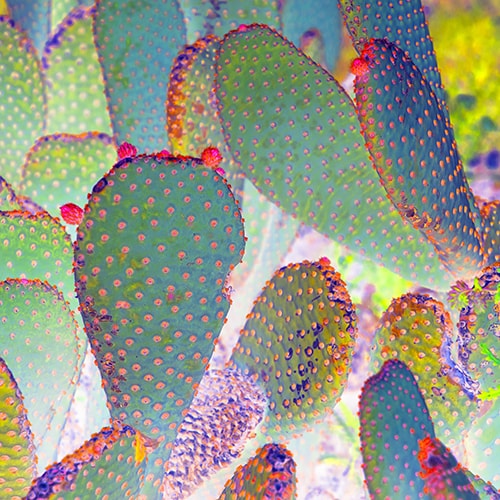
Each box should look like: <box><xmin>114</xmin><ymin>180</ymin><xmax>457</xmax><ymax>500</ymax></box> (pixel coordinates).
<box><xmin>93</xmin><ymin>0</ymin><xmax>186</xmax><ymax>152</ymax></box>
<box><xmin>0</xmin><ymin>357</ymin><xmax>36</xmax><ymax>497</ymax></box>
<box><xmin>215</xmin><ymin>23</ymin><xmax>448</xmax><ymax>287</ymax></box>
<box><xmin>479</xmin><ymin>200</ymin><xmax>500</xmax><ymax>267</ymax></box>
<box><xmin>0</xmin><ymin>16</ymin><xmax>46</xmax><ymax>187</ymax></box>
<box><xmin>353</xmin><ymin>38</ymin><xmax>484</xmax><ymax>278</ymax></box>
<box><xmin>230</xmin><ymin>260</ymin><xmax>357</xmax><ymax>439</ymax></box>
<box><xmin>217</xmin><ymin>443</ymin><xmax>297</xmax><ymax>499</ymax></box>
<box><xmin>0</xmin><ymin>278</ymin><xmax>83</xmax><ymax>470</ymax></box>
<box><xmin>359</xmin><ymin>359</ymin><xmax>435</xmax><ymax>499</ymax></box>
<box><xmin>74</xmin><ymin>154</ymin><xmax>245</xmax><ymax>453</ymax></box>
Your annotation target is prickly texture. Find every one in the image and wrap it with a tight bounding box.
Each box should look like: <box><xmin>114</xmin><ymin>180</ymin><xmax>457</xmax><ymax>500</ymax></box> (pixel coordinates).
<box><xmin>281</xmin><ymin>0</ymin><xmax>342</xmax><ymax>71</ymax></box>
<box><xmin>26</xmin><ymin>421</ymin><xmax>141</xmax><ymax>500</ymax></box>
<box><xmin>215</xmin><ymin>23</ymin><xmax>449</xmax><ymax>287</ymax></box>
<box><xmin>0</xmin><ymin>278</ymin><xmax>83</xmax><ymax>470</ymax></box>
<box><xmin>353</xmin><ymin>38</ymin><xmax>484</xmax><ymax>278</ymax></box>
<box><xmin>0</xmin><ymin>16</ymin><xmax>46</xmax><ymax>186</ymax></box>
<box><xmin>179</xmin><ymin>0</ymin><xmax>280</xmax><ymax>43</ymax></box>
<box><xmin>74</xmin><ymin>154</ymin><xmax>245</xmax><ymax>457</ymax></box>
<box><xmin>371</xmin><ymin>293</ymin><xmax>476</xmax><ymax>445</ymax></box>
<box><xmin>338</xmin><ymin>0</ymin><xmax>446</xmax><ymax>110</ymax></box>
<box><xmin>418</xmin><ymin>436</ymin><xmax>480</xmax><ymax>499</ymax></box>
<box><xmin>93</xmin><ymin>0</ymin><xmax>186</xmax><ymax>152</ymax></box>
<box><xmin>0</xmin><ymin>211</ymin><xmax>76</xmax><ymax>308</ymax></box>
<box><xmin>230</xmin><ymin>260</ymin><xmax>357</xmax><ymax>439</ymax></box>
<box><xmin>0</xmin><ymin>357</ymin><xmax>36</xmax><ymax>497</ymax></box>
<box><xmin>42</xmin><ymin>5</ymin><xmax>112</xmax><ymax>134</ymax></box>
<box><xmin>217</xmin><ymin>443</ymin><xmax>297</xmax><ymax>500</ymax></box>
<box><xmin>359</xmin><ymin>359</ymin><xmax>435</xmax><ymax>499</ymax></box>
<box><xmin>163</xmin><ymin>368</ymin><xmax>267</xmax><ymax>499</ymax></box>
<box><xmin>19</xmin><ymin>132</ymin><xmax>115</xmax><ymax>218</ymax></box>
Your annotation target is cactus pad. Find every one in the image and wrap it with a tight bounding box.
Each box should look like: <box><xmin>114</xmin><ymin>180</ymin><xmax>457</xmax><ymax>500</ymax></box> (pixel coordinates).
<box><xmin>217</xmin><ymin>443</ymin><xmax>297</xmax><ymax>500</ymax></box>
<box><xmin>215</xmin><ymin>23</ymin><xmax>449</xmax><ymax>287</ymax></box>
<box><xmin>359</xmin><ymin>359</ymin><xmax>435</xmax><ymax>498</ymax></box>
<box><xmin>93</xmin><ymin>0</ymin><xmax>186</xmax><ymax>152</ymax></box>
<box><xmin>479</xmin><ymin>201</ymin><xmax>500</xmax><ymax>267</ymax></box>
<box><xmin>0</xmin><ymin>278</ymin><xmax>83</xmax><ymax>469</ymax></box>
<box><xmin>230</xmin><ymin>260</ymin><xmax>357</xmax><ymax>439</ymax></box>
<box><xmin>164</xmin><ymin>368</ymin><xmax>267</xmax><ymax>499</ymax></box>
<box><xmin>0</xmin><ymin>16</ymin><xmax>46</xmax><ymax>186</ymax></box>
<box><xmin>353</xmin><ymin>39</ymin><xmax>484</xmax><ymax>277</ymax></box>
<box><xmin>74</xmin><ymin>154</ymin><xmax>245</xmax><ymax>451</ymax></box>
<box><xmin>0</xmin><ymin>356</ymin><xmax>36</xmax><ymax>497</ymax></box>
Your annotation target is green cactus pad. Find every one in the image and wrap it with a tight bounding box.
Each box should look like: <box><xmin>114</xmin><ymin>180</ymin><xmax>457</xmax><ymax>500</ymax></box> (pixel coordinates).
<box><xmin>0</xmin><ymin>16</ymin><xmax>46</xmax><ymax>186</ymax></box>
<box><xmin>43</xmin><ymin>5</ymin><xmax>112</xmax><ymax>135</ymax></box>
<box><xmin>229</xmin><ymin>260</ymin><xmax>357</xmax><ymax>439</ymax></box>
<box><xmin>20</xmin><ymin>132</ymin><xmax>116</xmax><ymax>218</ymax></box>
<box><xmin>281</xmin><ymin>0</ymin><xmax>342</xmax><ymax>72</ymax></box>
<box><xmin>93</xmin><ymin>0</ymin><xmax>186</xmax><ymax>152</ymax></box>
<box><xmin>217</xmin><ymin>443</ymin><xmax>297</xmax><ymax>500</ymax></box>
<box><xmin>0</xmin><ymin>356</ymin><xmax>36</xmax><ymax>497</ymax></box>
<box><xmin>179</xmin><ymin>0</ymin><xmax>280</xmax><ymax>43</ymax></box>
<box><xmin>74</xmin><ymin>154</ymin><xmax>245</xmax><ymax>451</ymax></box>
<box><xmin>0</xmin><ymin>176</ymin><xmax>22</xmax><ymax>211</ymax></box>
<box><xmin>215</xmin><ymin>24</ymin><xmax>450</xmax><ymax>287</ymax></box>
<box><xmin>25</xmin><ymin>421</ymin><xmax>143</xmax><ymax>499</ymax></box>
<box><xmin>359</xmin><ymin>359</ymin><xmax>435</xmax><ymax>499</ymax></box>
<box><xmin>164</xmin><ymin>368</ymin><xmax>267</xmax><ymax>498</ymax></box>
<box><xmin>353</xmin><ymin>39</ymin><xmax>484</xmax><ymax>278</ymax></box>
<box><xmin>418</xmin><ymin>436</ymin><xmax>480</xmax><ymax>499</ymax></box>
<box><xmin>371</xmin><ymin>292</ymin><xmax>477</xmax><ymax>445</ymax></box>
<box><xmin>0</xmin><ymin>210</ymin><xmax>76</xmax><ymax>306</ymax></box>
<box><xmin>338</xmin><ymin>0</ymin><xmax>446</xmax><ymax>110</ymax></box>
<box><xmin>0</xmin><ymin>278</ymin><xmax>83</xmax><ymax>470</ymax></box>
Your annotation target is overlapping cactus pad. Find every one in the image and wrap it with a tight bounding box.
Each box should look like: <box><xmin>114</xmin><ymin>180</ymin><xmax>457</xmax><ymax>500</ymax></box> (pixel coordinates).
<box><xmin>26</xmin><ymin>421</ymin><xmax>142</xmax><ymax>499</ymax></box>
<box><xmin>371</xmin><ymin>292</ymin><xmax>477</xmax><ymax>444</ymax></box>
<box><xmin>230</xmin><ymin>259</ymin><xmax>357</xmax><ymax>438</ymax></box>
<box><xmin>74</xmin><ymin>154</ymin><xmax>245</xmax><ymax>451</ymax></box>
<box><xmin>0</xmin><ymin>357</ymin><xmax>36</xmax><ymax>498</ymax></box>
<box><xmin>218</xmin><ymin>443</ymin><xmax>297</xmax><ymax>499</ymax></box>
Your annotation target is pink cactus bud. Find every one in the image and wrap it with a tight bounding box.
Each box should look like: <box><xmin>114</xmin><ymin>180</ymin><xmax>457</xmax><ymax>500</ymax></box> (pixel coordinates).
<box><xmin>117</xmin><ymin>142</ymin><xmax>138</xmax><ymax>159</ymax></box>
<box><xmin>319</xmin><ymin>256</ymin><xmax>331</xmax><ymax>267</ymax></box>
<box><xmin>350</xmin><ymin>57</ymin><xmax>370</xmax><ymax>77</ymax></box>
<box><xmin>157</xmin><ymin>149</ymin><xmax>171</xmax><ymax>158</ymax></box>
<box><xmin>237</xmin><ymin>24</ymin><xmax>250</xmax><ymax>32</ymax></box>
<box><xmin>60</xmin><ymin>203</ymin><xmax>84</xmax><ymax>225</ymax></box>
<box><xmin>201</xmin><ymin>146</ymin><xmax>223</xmax><ymax>169</ymax></box>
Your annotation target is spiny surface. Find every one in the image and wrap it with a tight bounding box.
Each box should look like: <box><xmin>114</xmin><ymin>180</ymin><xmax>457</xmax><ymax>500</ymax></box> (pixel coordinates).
<box><xmin>353</xmin><ymin>39</ymin><xmax>484</xmax><ymax>277</ymax></box>
<box><xmin>215</xmin><ymin>23</ymin><xmax>448</xmax><ymax>287</ymax></box>
<box><xmin>230</xmin><ymin>260</ymin><xmax>357</xmax><ymax>439</ymax></box>
<box><xmin>218</xmin><ymin>443</ymin><xmax>297</xmax><ymax>500</ymax></box>
<box><xmin>0</xmin><ymin>357</ymin><xmax>36</xmax><ymax>497</ymax></box>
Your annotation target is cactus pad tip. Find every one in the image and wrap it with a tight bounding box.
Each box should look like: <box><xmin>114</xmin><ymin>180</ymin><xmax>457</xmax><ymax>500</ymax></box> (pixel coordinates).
<box><xmin>59</xmin><ymin>202</ymin><xmax>84</xmax><ymax>225</ymax></box>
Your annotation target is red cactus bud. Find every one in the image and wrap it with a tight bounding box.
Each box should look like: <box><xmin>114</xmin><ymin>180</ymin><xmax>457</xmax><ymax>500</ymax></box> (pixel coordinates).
<box><xmin>117</xmin><ymin>142</ymin><xmax>138</xmax><ymax>159</ymax></box>
<box><xmin>350</xmin><ymin>57</ymin><xmax>370</xmax><ymax>76</ymax></box>
<box><xmin>60</xmin><ymin>203</ymin><xmax>84</xmax><ymax>225</ymax></box>
<box><xmin>201</xmin><ymin>146</ymin><xmax>223</xmax><ymax>170</ymax></box>
<box><xmin>157</xmin><ymin>149</ymin><xmax>171</xmax><ymax>158</ymax></box>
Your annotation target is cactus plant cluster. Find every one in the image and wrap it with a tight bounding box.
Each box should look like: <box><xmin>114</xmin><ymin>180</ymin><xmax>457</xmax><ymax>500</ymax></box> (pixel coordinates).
<box><xmin>0</xmin><ymin>0</ymin><xmax>499</xmax><ymax>499</ymax></box>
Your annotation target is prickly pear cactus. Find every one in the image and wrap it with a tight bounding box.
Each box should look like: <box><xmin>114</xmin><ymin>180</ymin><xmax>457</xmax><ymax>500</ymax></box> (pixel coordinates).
<box><xmin>230</xmin><ymin>259</ymin><xmax>357</xmax><ymax>439</ymax></box>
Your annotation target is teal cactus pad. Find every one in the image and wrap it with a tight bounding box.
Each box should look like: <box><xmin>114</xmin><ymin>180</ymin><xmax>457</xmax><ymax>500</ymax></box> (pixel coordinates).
<box><xmin>281</xmin><ymin>0</ymin><xmax>342</xmax><ymax>72</ymax></box>
<box><xmin>353</xmin><ymin>38</ymin><xmax>484</xmax><ymax>278</ymax></box>
<box><xmin>371</xmin><ymin>292</ymin><xmax>477</xmax><ymax>445</ymax></box>
<box><xmin>229</xmin><ymin>260</ymin><xmax>357</xmax><ymax>439</ymax></box>
<box><xmin>0</xmin><ymin>357</ymin><xmax>36</xmax><ymax>497</ymax></box>
<box><xmin>0</xmin><ymin>278</ymin><xmax>83</xmax><ymax>470</ymax></box>
<box><xmin>359</xmin><ymin>359</ymin><xmax>435</xmax><ymax>499</ymax></box>
<box><xmin>418</xmin><ymin>436</ymin><xmax>480</xmax><ymax>499</ymax></box>
<box><xmin>164</xmin><ymin>368</ymin><xmax>267</xmax><ymax>498</ymax></box>
<box><xmin>0</xmin><ymin>210</ymin><xmax>76</xmax><ymax>306</ymax></box>
<box><xmin>215</xmin><ymin>24</ymin><xmax>450</xmax><ymax>287</ymax></box>
<box><xmin>26</xmin><ymin>421</ymin><xmax>143</xmax><ymax>499</ymax></box>
<box><xmin>338</xmin><ymin>0</ymin><xmax>446</xmax><ymax>110</ymax></box>
<box><xmin>20</xmin><ymin>132</ymin><xmax>116</xmax><ymax>218</ymax></box>
<box><xmin>0</xmin><ymin>16</ymin><xmax>46</xmax><ymax>187</ymax></box>
<box><xmin>479</xmin><ymin>201</ymin><xmax>500</xmax><ymax>267</ymax></box>
<box><xmin>179</xmin><ymin>0</ymin><xmax>280</xmax><ymax>43</ymax></box>
<box><xmin>43</xmin><ymin>5</ymin><xmax>112</xmax><ymax>135</ymax></box>
<box><xmin>217</xmin><ymin>443</ymin><xmax>297</xmax><ymax>500</ymax></box>
<box><xmin>93</xmin><ymin>0</ymin><xmax>186</xmax><ymax>152</ymax></box>
<box><xmin>74</xmin><ymin>154</ymin><xmax>245</xmax><ymax>452</ymax></box>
